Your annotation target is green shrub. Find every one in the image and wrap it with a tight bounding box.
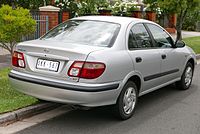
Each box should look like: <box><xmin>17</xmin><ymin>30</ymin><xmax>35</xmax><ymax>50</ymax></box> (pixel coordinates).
<box><xmin>0</xmin><ymin>5</ymin><xmax>36</xmax><ymax>54</ymax></box>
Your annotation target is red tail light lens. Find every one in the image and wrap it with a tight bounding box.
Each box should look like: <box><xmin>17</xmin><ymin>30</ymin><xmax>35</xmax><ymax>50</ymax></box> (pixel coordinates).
<box><xmin>68</xmin><ymin>61</ymin><xmax>84</xmax><ymax>77</ymax></box>
<box><xmin>12</xmin><ymin>51</ymin><xmax>25</xmax><ymax>68</ymax></box>
<box><xmin>68</xmin><ymin>61</ymin><xmax>106</xmax><ymax>79</ymax></box>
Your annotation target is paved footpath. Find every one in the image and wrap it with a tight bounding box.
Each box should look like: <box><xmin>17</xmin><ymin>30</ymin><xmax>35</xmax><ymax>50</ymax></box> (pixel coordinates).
<box><xmin>171</xmin><ymin>31</ymin><xmax>200</xmax><ymax>39</ymax></box>
<box><xmin>0</xmin><ymin>48</ymin><xmax>10</xmax><ymax>69</ymax></box>
<box><xmin>0</xmin><ymin>54</ymin><xmax>11</xmax><ymax>69</ymax></box>
<box><xmin>182</xmin><ymin>31</ymin><xmax>200</xmax><ymax>38</ymax></box>
<box><xmin>0</xmin><ymin>48</ymin><xmax>9</xmax><ymax>56</ymax></box>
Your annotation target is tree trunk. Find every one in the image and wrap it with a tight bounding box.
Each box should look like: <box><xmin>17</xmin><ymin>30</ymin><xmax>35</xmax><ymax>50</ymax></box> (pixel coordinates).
<box><xmin>175</xmin><ymin>8</ymin><xmax>189</xmax><ymax>42</ymax></box>
<box><xmin>0</xmin><ymin>42</ymin><xmax>14</xmax><ymax>54</ymax></box>
<box><xmin>175</xmin><ymin>11</ymin><xmax>184</xmax><ymax>42</ymax></box>
<box><xmin>176</xmin><ymin>19</ymin><xmax>182</xmax><ymax>42</ymax></box>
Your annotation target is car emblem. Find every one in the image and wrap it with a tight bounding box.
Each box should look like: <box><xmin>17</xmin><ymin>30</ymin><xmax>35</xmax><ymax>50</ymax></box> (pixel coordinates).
<box><xmin>44</xmin><ymin>48</ymin><xmax>50</xmax><ymax>53</ymax></box>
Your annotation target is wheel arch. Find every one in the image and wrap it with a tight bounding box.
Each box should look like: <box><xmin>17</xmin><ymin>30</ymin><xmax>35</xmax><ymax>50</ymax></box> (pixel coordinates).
<box><xmin>119</xmin><ymin>72</ymin><xmax>143</xmax><ymax>96</ymax></box>
<box><xmin>127</xmin><ymin>75</ymin><xmax>141</xmax><ymax>94</ymax></box>
<box><xmin>181</xmin><ymin>56</ymin><xmax>196</xmax><ymax>75</ymax></box>
<box><xmin>187</xmin><ymin>58</ymin><xmax>195</xmax><ymax>69</ymax></box>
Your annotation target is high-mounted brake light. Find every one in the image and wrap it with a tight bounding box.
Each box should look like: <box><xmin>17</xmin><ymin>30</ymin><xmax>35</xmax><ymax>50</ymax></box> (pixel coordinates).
<box><xmin>68</xmin><ymin>61</ymin><xmax>106</xmax><ymax>79</ymax></box>
<box><xmin>12</xmin><ymin>51</ymin><xmax>25</xmax><ymax>68</ymax></box>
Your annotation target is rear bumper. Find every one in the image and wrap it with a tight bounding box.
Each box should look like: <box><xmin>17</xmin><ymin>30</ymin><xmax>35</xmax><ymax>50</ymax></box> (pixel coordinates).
<box><xmin>9</xmin><ymin>70</ymin><xmax>121</xmax><ymax>107</ymax></box>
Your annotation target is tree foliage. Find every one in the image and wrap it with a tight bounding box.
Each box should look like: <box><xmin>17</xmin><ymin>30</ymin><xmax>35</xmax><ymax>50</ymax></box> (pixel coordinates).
<box><xmin>182</xmin><ymin>8</ymin><xmax>200</xmax><ymax>31</ymax></box>
<box><xmin>0</xmin><ymin>5</ymin><xmax>36</xmax><ymax>54</ymax></box>
<box><xmin>158</xmin><ymin>0</ymin><xmax>200</xmax><ymax>41</ymax></box>
<box><xmin>143</xmin><ymin>0</ymin><xmax>158</xmax><ymax>11</ymax></box>
<box><xmin>0</xmin><ymin>0</ymin><xmax>51</xmax><ymax>10</ymax></box>
<box><xmin>55</xmin><ymin>0</ymin><xmax>109</xmax><ymax>17</ymax></box>
<box><xmin>77</xmin><ymin>0</ymin><xmax>103</xmax><ymax>15</ymax></box>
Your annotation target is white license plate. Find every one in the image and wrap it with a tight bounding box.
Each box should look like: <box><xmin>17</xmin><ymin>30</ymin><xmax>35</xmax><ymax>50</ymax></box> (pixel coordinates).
<box><xmin>36</xmin><ymin>59</ymin><xmax>59</xmax><ymax>72</ymax></box>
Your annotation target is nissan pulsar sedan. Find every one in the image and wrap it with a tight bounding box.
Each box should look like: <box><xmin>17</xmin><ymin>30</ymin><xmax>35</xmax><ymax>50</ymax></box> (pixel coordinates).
<box><xmin>9</xmin><ymin>16</ymin><xmax>196</xmax><ymax>120</ymax></box>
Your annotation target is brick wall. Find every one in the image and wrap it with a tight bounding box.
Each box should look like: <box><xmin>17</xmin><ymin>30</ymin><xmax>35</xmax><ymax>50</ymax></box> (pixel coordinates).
<box><xmin>51</xmin><ymin>0</ymin><xmax>55</xmax><ymax>5</ymax></box>
<box><xmin>39</xmin><ymin>6</ymin><xmax>60</xmax><ymax>30</ymax></box>
<box><xmin>62</xmin><ymin>11</ymin><xmax>70</xmax><ymax>22</ymax></box>
<box><xmin>40</xmin><ymin>11</ymin><xmax>59</xmax><ymax>30</ymax></box>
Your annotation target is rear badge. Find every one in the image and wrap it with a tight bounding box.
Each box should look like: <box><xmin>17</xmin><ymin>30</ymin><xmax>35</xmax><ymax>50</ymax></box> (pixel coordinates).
<box><xmin>44</xmin><ymin>48</ymin><xmax>50</xmax><ymax>53</ymax></box>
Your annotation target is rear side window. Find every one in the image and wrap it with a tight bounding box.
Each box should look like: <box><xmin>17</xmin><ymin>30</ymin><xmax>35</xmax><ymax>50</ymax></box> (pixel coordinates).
<box><xmin>128</xmin><ymin>24</ymin><xmax>153</xmax><ymax>49</ymax></box>
<box><xmin>146</xmin><ymin>24</ymin><xmax>174</xmax><ymax>48</ymax></box>
<box><xmin>41</xmin><ymin>20</ymin><xmax>120</xmax><ymax>47</ymax></box>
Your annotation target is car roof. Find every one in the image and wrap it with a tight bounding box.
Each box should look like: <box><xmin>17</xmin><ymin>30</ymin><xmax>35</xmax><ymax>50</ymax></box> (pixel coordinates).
<box><xmin>72</xmin><ymin>16</ymin><xmax>153</xmax><ymax>26</ymax></box>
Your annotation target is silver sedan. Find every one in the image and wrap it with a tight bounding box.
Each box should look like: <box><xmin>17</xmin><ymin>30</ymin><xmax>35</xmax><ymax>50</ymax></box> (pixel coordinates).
<box><xmin>9</xmin><ymin>16</ymin><xmax>196</xmax><ymax>120</ymax></box>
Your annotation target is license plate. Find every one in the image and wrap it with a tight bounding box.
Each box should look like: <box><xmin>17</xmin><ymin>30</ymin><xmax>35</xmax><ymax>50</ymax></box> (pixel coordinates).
<box><xmin>36</xmin><ymin>59</ymin><xmax>59</xmax><ymax>72</ymax></box>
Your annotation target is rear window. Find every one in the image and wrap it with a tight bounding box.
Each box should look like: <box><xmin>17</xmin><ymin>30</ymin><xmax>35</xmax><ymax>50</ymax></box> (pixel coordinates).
<box><xmin>41</xmin><ymin>20</ymin><xmax>120</xmax><ymax>47</ymax></box>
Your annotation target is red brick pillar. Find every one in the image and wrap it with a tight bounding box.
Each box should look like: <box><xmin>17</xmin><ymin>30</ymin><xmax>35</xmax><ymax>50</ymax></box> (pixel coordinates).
<box><xmin>39</xmin><ymin>6</ymin><xmax>60</xmax><ymax>30</ymax></box>
<box><xmin>165</xmin><ymin>14</ymin><xmax>177</xmax><ymax>34</ymax></box>
<box><xmin>169</xmin><ymin>14</ymin><xmax>177</xmax><ymax>28</ymax></box>
<box><xmin>98</xmin><ymin>10</ymin><xmax>112</xmax><ymax>16</ymax></box>
<box><xmin>146</xmin><ymin>11</ymin><xmax>156</xmax><ymax>22</ymax></box>
<box><xmin>131</xmin><ymin>11</ymin><xmax>142</xmax><ymax>18</ymax></box>
<box><xmin>51</xmin><ymin>0</ymin><xmax>55</xmax><ymax>5</ymax></box>
<box><xmin>62</xmin><ymin>11</ymin><xmax>70</xmax><ymax>22</ymax></box>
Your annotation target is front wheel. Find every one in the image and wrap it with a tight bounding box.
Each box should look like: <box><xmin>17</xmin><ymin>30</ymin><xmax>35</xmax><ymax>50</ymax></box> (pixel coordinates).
<box><xmin>176</xmin><ymin>62</ymin><xmax>194</xmax><ymax>90</ymax></box>
<box><xmin>113</xmin><ymin>81</ymin><xmax>138</xmax><ymax>120</ymax></box>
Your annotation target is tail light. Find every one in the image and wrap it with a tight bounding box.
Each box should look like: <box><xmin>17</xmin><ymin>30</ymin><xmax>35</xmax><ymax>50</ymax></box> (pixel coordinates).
<box><xmin>12</xmin><ymin>51</ymin><xmax>25</xmax><ymax>68</ymax></box>
<box><xmin>68</xmin><ymin>61</ymin><xmax>106</xmax><ymax>79</ymax></box>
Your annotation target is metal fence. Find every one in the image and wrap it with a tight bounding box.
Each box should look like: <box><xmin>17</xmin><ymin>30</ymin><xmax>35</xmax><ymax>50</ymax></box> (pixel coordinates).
<box><xmin>158</xmin><ymin>14</ymin><xmax>170</xmax><ymax>28</ymax></box>
<box><xmin>22</xmin><ymin>15</ymin><xmax>49</xmax><ymax>41</ymax></box>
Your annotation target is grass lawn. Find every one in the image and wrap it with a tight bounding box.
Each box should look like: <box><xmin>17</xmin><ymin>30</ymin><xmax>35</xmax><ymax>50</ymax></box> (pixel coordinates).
<box><xmin>0</xmin><ymin>68</ymin><xmax>38</xmax><ymax>114</ymax></box>
<box><xmin>183</xmin><ymin>36</ymin><xmax>200</xmax><ymax>54</ymax></box>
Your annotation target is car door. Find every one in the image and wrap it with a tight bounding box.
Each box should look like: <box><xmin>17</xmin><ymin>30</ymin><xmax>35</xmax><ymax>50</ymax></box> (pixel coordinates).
<box><xmin>127</xmin><ymin>23</ymin><xmax>162</xmax><ymax>92</ymax></box>
<box><xmin>145</xmin><ymin>23</ymin><xmax>185</xmax><ymax>84</ymax></box>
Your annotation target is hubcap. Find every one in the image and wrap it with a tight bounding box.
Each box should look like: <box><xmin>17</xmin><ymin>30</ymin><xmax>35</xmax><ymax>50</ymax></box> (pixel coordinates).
<box><xmin>185</xmin><ymin>66</ymin><xmax>193</xmax><ymax>87</ymax></box>
<box><xmin>123</xmin><ymin>87</ymin><xmax>136</xmax><ymax>115</ymax></box>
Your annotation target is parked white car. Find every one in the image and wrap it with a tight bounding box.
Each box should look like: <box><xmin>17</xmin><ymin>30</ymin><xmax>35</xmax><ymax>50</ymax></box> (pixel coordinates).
<box><xmin>9</xmin><ymin>16</ymin><xmax>196</xmax><ymax>120</ymax></box>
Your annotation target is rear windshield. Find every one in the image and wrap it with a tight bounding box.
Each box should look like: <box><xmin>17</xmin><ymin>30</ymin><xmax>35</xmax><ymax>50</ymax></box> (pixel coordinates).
<box><xmin>41</xmin><ymin>20</ymin><xmax>120</xmax><ymax>47</ymax></box>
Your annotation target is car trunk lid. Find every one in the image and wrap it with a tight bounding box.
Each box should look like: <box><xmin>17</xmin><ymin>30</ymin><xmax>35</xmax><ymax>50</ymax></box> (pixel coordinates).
<box><xmin>15</xmin><ymin>40</ymin><xmax>105</xmax><ymax>82</ymax></box>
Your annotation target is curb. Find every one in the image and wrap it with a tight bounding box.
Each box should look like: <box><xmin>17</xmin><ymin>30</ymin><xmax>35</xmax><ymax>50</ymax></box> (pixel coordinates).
<box><xmin>0</xmin><ymin>102</ymin><xmax>61</xmax><ymax>126</ymax></box>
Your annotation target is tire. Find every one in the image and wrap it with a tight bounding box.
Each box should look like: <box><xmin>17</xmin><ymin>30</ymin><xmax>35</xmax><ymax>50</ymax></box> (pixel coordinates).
<box><xmin>113</xmin><ymin>81</ymin><xmax>138</xmax><ymax>120</ymax></box>
<box><xmin>176</xmin><ymin>62</ymin><xmax>194</xmax><ymax>90</ymax></box>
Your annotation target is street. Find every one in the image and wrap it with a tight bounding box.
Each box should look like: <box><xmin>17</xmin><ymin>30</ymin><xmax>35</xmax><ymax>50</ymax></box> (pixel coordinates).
<box><xmin>11</xmin><ymin>64</ymin><xmax>200</xmax><ymax>134</ymax></box>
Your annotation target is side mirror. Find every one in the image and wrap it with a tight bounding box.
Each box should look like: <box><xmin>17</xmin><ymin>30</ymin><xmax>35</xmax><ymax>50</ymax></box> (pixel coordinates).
<box><xmin>175</xmin><ymin>40</ymin><xmax>186</xmax><ymax>48</ymax></box>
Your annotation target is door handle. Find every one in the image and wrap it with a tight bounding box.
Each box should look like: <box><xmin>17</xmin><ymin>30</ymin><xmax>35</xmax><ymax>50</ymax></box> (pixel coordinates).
<box><xmin>136</xmin><ymin>57</ymin><xmax>142</xmax><ymax>63</ymax></box>
<box><xmin>161</xmin><ymin>54</ymin><xmax>166</xmax><ymax>59</ymax></box>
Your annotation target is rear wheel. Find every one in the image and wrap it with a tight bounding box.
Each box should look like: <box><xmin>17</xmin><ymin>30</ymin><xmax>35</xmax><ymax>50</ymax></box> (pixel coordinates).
<box><xmin>113</xmin><ymin>81</ymin><xmax>138</xmax><ymax>120</ymax></box>
<box><xmin>176</xmin><ymin>62</ymin><xmax>194</xmax><ymax>90</ymax></box>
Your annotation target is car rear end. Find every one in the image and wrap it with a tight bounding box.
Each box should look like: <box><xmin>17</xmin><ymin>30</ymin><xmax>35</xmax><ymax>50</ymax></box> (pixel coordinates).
<box><xmin>9</xmin><ymin>19</ymin><xmax>122</xmax><ymax>107</ymax></box>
